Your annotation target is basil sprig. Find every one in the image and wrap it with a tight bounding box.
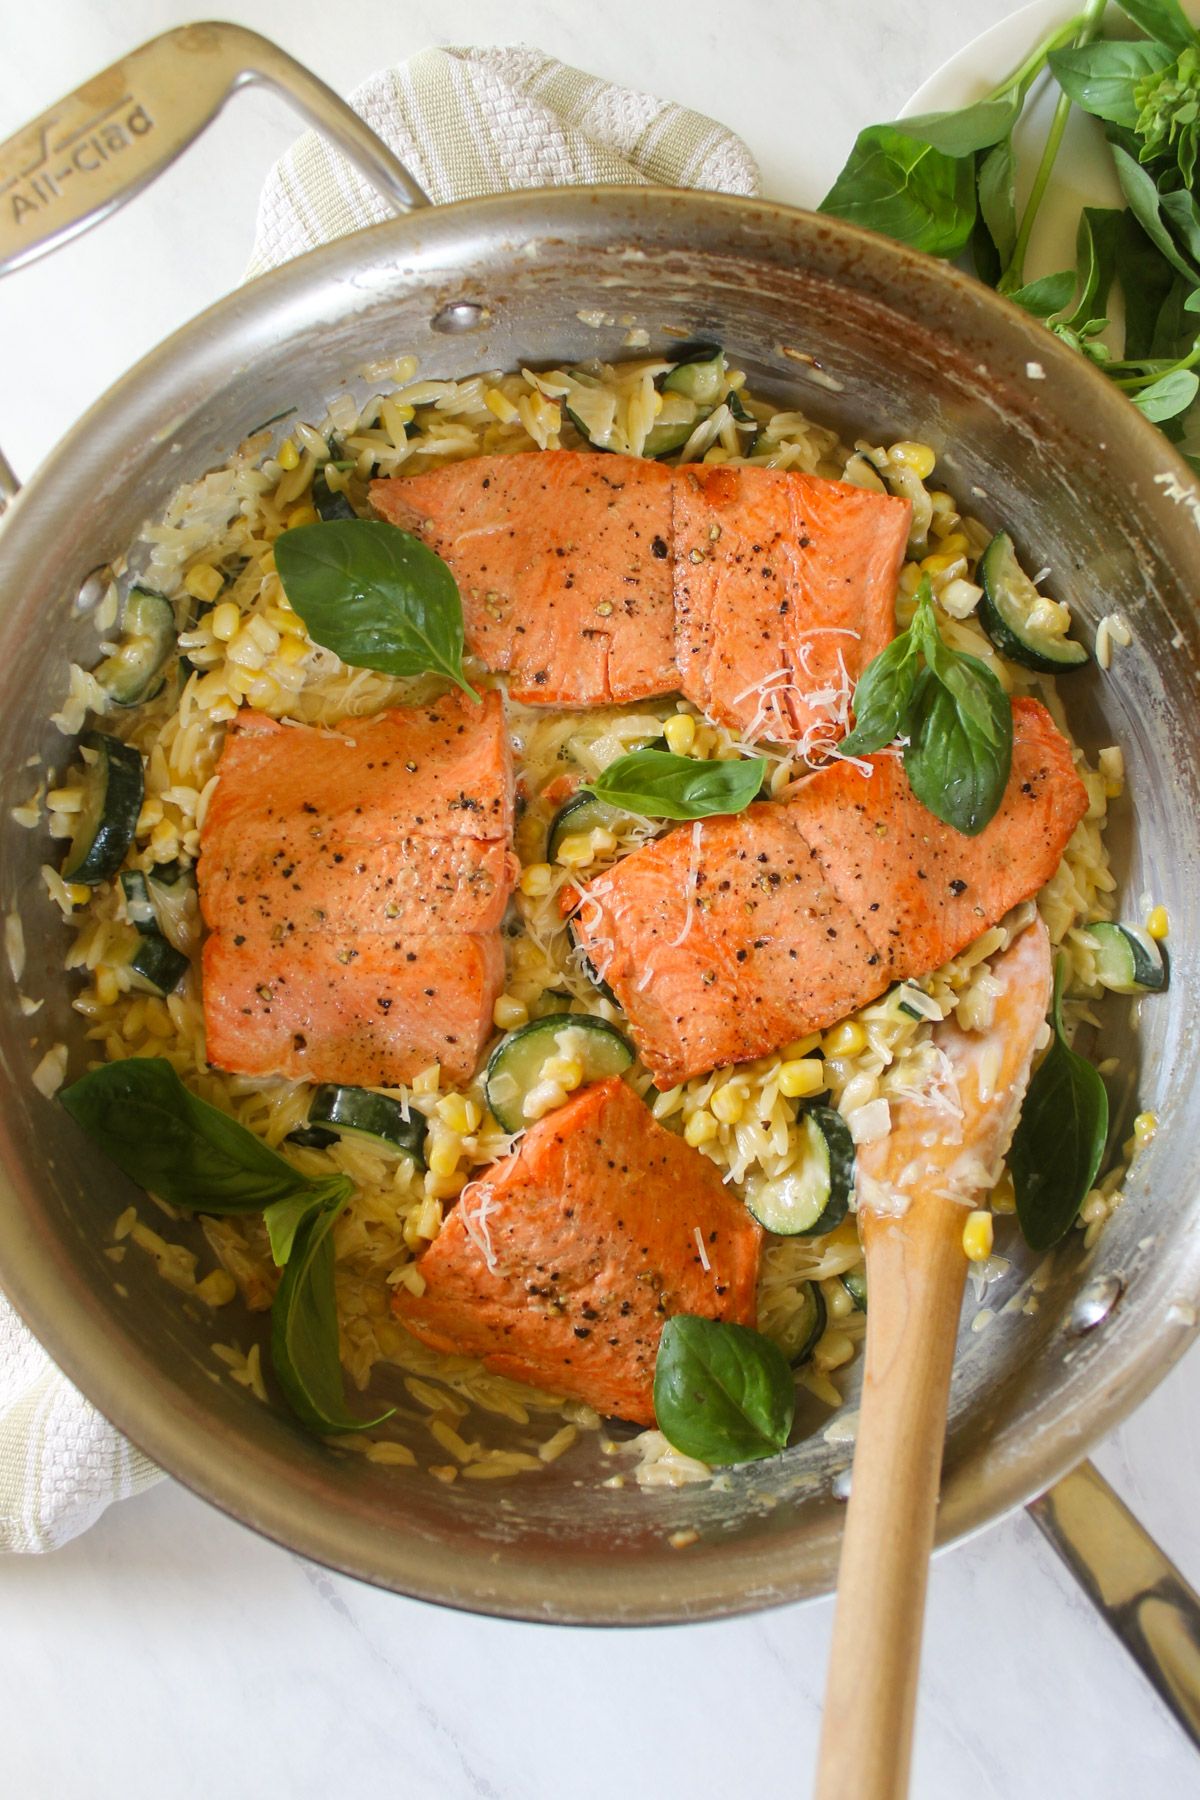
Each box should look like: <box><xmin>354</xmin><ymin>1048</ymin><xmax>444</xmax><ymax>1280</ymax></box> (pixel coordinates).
<box><xmin>653</xmin><ymin>1315</ymin><xmax>794</xmax><ymax>1464</ymax></box>
<box><xmin>584</xmin><ymin>748</ymin><xmax>767</xmax><ymax>820</ymax></box>
<box><xmin>820</xmin><ymin>0</ymin><xmax>1200</xmax><ymax>445</ymax></box>
<box><xmin>1011</xmin><ymin>956</ymin><xmax>1110</xmax><ymax>1253</ymax></box>
<box><xmin>841</xmin><ymin>578</ymin><xmax>1013</xmax><ymax>837</ymax></box>
<box><xmin>61</xmin><ymin>1060</ymin><xmax>386</xmax><ymax>1436</ymax></box>
<box><xmin>274</xmin><ymin>518</ymin><xmax>479</xmax><ymax>699</ymax></box>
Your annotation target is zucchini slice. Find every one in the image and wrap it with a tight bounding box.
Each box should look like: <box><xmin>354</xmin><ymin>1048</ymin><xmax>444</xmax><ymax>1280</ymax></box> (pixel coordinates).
<box><xmin>724</xmin><ymin>384</ymin><xmax>762</xmax><ymax>453</ymax></box>
<box><xmin>842</xmin><ymin>1268</ymin><xmax>867</xmax><ymax>1312</ymax></box>
<box><xmin>773</xmin><ymin>1279</ymin><xmax>827</xmax><ymax>1366</ymax></box>
<box><xmin>485</xmin><ymin>1014</ymin><xmax>634</xmax><ymax>1133</ymax></box>
<box><xmin>1088</xmin><ymin>921</ymin><xmax>1168</xmax><ymax>994</ymax></box>
<box><xmin>120</xmin><ymin>870</ymin><xmax>158</xmax><ymax>935</ymax></box>
<box><xmin>567</xmin><ymin>925</ymin><xmax>620</xmax><ymax>1006</ymax></box>
<box><xmin>286</xmin><ymin>1123</ymin><xmax>340</xmax><ymax>1149</ymax></box>
<box><xmin>744</xmin><ymin>1106</ymin><xmax>855</xmax><ymax>1237</ymax></box>
<box><xmin>546</xmin><ymin>790</ymin><xmax>628</xmax><ymax>862</ymax></box>
<box><xmin>307</xmin><ymin>1084</ymin><xmax>427</xmax><ymax>1166</ymax></box>
<box><xmin>95</xmin><ymin>587</ymin><xmax>176</xmax><ymax>707</ymax></box>
<box><xmin>979</xmin><ymin>532</ymin><xmax>1088</xmax><ymax>672</ymax></box>
<box><xmin>662</xmin><ymin>343</ymin><xmax>725</xmax><ymax>406</ymax></box>
<box><xmin>311</xmin><ymin>472</ymin><xmax>357</xmax><ymax>522</ymax></box>
<box><xmin>130</xmin><ymin>934</ymin><xmax>190</xmax><ymax>997</ymax></box>
<box><xmin>62</xmin><ymin>732</ymin><xmax>144</xmax><ymax>886</ymax></box>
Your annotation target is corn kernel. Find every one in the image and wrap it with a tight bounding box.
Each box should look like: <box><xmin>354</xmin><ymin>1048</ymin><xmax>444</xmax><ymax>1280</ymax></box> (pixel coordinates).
<box><xmin>150</xmin><ymin>819</ymin><xmax>178</xmax><ymax>856</ymax></box>
<box><xmin>184</xmin><ymin>562</ymin><xmax>224</xmax><ymax>604</ymax></box>
<box><xmin>276</xmin><ymin>634</ymin><xmax>308</xmax><ymax>665</ymax></box>
<box><xmin>936</xmin><ymin>532</ymin><xmax>970</xmax><ymax>558</ymax></box>
<box><xmin>493</xmin><ymin>993</ymin><xmax>529</xmax><ymax>1030</ymax></box>
<box><xmin>47</xmin><ymin>786</ymin><xmax>84</xmax><ymax>813</ymax></box>
<box><xmin>820</xmin><ymin>1276</ymin><xmax>855</xmax><ymax>1321</ymax></box>
<box><xmin>889</xmin><ymin>441</ymin><xmax>937</xmax><ymax>479</ymax></box>
<box><xmin>541</xmin><ymin>1054</ymin><xmax>584</xmax><ymax>1091</ymax></box>
<box><xmin>211</xmin><ymin>600</ymin><xmax>241</xmax><ymax>642</ymax></box>
<box><xmin>96</xmin><ymin>967</ymin><xmax>120</xmax><ymax>1008</ymax></box>
<box><xmin>555</xmin><ymin>832</ymin><xmax>597</xmax><ymax>867</ymax></box>
<box><xmin>519</xmin><ymin>862</ymin><xmax>554</xmax><ymax>898</ymax></box>
<box><xmin>437</xmin><ymin>1093</ymin><xmax>480</xmax><ymax>1134</ymax></box>
<box><xmin>897</xmin><ymin>561</ymin><xmax>922</xmax><ymax>596</ymax></box>
<box><xmin>824</xmin><ymin>1020</ymin><xmax>866</xmax><ymax>1058</ymax></box>
<box><xmin>195</xmin><ymin>1269</ymin><xmax>237</xmax><ymax>1307</ymax></box>
<box><xmin>664</xmin><ymin>713</ymin><xmax>696</xmax><ymax>756</ymax></box>
<box><xmin>781</xmin><ymin>1033</ymin><xmax>821</xmax><ymax>1060</ymax></box>
<box><xmin>411</xmin><ymin>1063</ymin><xmax>440</xmax><ymax>1095</ymax></box>
<box><xmin>684</xmin><ymin>1108</ymin><xmax>719</xmax><ymax>1146</ymax></box>
<box><xmin>1147</xmin><ymin>905</ymin><xmax>1169</xmax><ymax>939</ymax></box>
<box><xmin>920</xmin><ymin>551</ymin><xmax>960</xmax><ymax>576</ymax></box>
<box><xmin>66</xmin><ymin>883</ymin><xmax>92</xmax><ymax>907</ymax></box>
<box><xmin>711</xmin><ymin>1084</ymin><xmax>744</xmax><ymax>1124</ymax></box>
<box><xmin>778</xmin><ymin>1057</ymin><xmax>826</xmax><ymax>1099</ymax></box>
<box><xmin>1134</xmin><ymin>1110</ymin><xmax>1158</xmax><ymax>1147</ymax></box>
<box><xmin>485</xmin><ymin>388</ymin><xmax>520</xmax><ymax>423</ymax></box>
<box><xmin>276</xmin><ymin>438</ymin><xmax>300</xmax><ymax>471</ymax></box>
<box><xmin>286</xmin><ymin>502</ymin><xmax>319</xmax><ymax>530</ymax></box>
<box><xmin>428</xmin><ymin>1133</ymin><xmax>462</xmax><ymax>1178</ymax></box>
<box><xmin>962</xmin><ymin>1210</ymin><xmax>994</xmax><ymax>1262</ymax></box>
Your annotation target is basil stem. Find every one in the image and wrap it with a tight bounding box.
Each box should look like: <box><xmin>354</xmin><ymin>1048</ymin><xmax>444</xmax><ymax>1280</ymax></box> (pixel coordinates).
<box><xmin>653</xmin><ymin>1315</ymin><xmax>795</xmax><ymax>1464</ymax></box>
<box><xmin>270</xmin><ymin>1194</ymin><xmax>392</xmax><ymax>1435</ymax></box>
<box><xmin>1011</xmin><ymin>955</ymin><xmax>1110</xmax><ymax>1252</ymax></box>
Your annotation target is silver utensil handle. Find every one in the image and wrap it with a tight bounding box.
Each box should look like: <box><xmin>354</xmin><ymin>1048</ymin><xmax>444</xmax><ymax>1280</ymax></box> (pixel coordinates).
<box><xmin>1028</xmin><ymin>1459</ymin><xmax>1200</xmax><ymax>1751</ymax></box>
<box><xmin>0</xmin><ymin>20</ymin><xmax>430</xmax><ymax>510</ymax></box>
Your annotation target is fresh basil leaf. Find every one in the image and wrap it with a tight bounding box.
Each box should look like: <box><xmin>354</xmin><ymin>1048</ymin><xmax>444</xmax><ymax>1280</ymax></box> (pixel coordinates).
<box><xmin>274</xmin><ymin>519</ymin><xmax>479</xmax><ymax>699</ymax></box>
<box><xmin>1111</xmin><ymin>141</ymin><xmax>1200</xmax><ymax>282</ymax></box>
<box><xmin>904</xmin><ymin>656</ymin><xmax>1013</xmax><ymax>837</ymax></box>
<box><xmin>653</xmin><ymin>1315</ymin><xmax>794</xmax><ymax>1464</ymax></box>
<box><xmin>1130</xmin><ymin>366</ymin><xmax>1200</xmax><ymax>419</ymax></box>
<box><xmin>888</xmin><ymin>94</ymin><xmax>1023</xmax><ymax>157</ymax></box>
<box><xmin>270</xmin><ymin>1197</ymin><xmax>391</xmax><ymax>1434</ymax></box>
<box><xmin>840</xmin><ymin>628</ymin><xmax>922</xmax><ymax>756</ymax></box>
<box><xmin>977</xmin><ymin>137</ymin><xmax>1018</xmax><ymax>268</ymax></box>
<box><xmin>60</xmin><ymin>1059</ymin><xmax>347</xmax><ymax>1221</ymax></box>
<box><xmin>818</xmin><ymin>125</ymin><xmax>977</xmax><ymax>258</ymax></box>
<box><xmin>264</xmin><ymin>1192</ymin><xmax>329</xmax><ymax>1266</ymax></box>
<box><xmin>1007</xmin><ymin>269</ymin><xmax>1078</xmax><ymax>320</ymax></box>
<box><xmin>585</xmin><ymin>749</ymin><xmax>766</xmax><ymax>820</ymax></box>
<box><xmin>1048</xmin><ymin>39</ymin><xmax>1174</xmax><ymax>126</ymax></box>
<box><xmin>1011</xmin><ymin>957</ymin><xmax>1109</xmax><ymax>1253</ymax></box>
<box><xmin>1117</xmin><ymin>209</ymin><xmax>1181</xmax><ymax>356</ymax></box>
<box><xmin>1066</xmin><ymin>207</ymin><xmax>1122</xmax><ymax>329</ymax></box>
<box><xmin>1159</xmin><ymin>188</ymin><xmax>1200</xmax><ymax>266</ymax></box>
<box><xmin>1117</xmin><ymin>0</ymin><xmax>1197</xmax><ymax>54</ymax></box>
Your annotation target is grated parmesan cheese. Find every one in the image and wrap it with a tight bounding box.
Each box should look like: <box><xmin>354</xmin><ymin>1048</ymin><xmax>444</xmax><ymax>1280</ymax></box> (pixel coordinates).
<box><xmin>668</xmin><ymin>821</ymin><xmax>704</xmax><ymax>949</ymax></box>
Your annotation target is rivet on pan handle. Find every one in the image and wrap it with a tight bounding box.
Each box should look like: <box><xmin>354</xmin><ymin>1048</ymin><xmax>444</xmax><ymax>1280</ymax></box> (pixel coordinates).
<box><xmin>0</xmin><ymin>20</ymin><xmax>430</xmax><ymax>511</ymax></box>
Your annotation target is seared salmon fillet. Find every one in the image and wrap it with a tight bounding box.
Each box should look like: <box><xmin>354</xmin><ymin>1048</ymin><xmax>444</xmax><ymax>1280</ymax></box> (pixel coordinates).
<box><xmin>199</xmin><ymin>691</ymin><xmax>515</xmax><ymax>1086</ymax></box>
<box><xmin>571</xmin><ymin>806</ymin><xmax>883</xmax><ymax>1086</ymax></box>
<box><xmin>393</xmin><ymin>1076</ymin><xmax>763</xmax><ymax>1425</ymax></box>
<box><xmin>572</xmin><ymin>697</ymin><xmax>1088</xmax><ymax>1085</ymax></box>
<box><xmin>672</xmin><ymin>464</ymin><xmax>911</xmax><ymax>746</ymax></box>
<box><xmin>371</xmin><ymin>452</ymin><xmax>677</xmax><ymax>706</ymax></box>
<box><xmin>784</xmin><ymin>696</ymin><xmax>1088</xmax><ymax>980</ymax></box>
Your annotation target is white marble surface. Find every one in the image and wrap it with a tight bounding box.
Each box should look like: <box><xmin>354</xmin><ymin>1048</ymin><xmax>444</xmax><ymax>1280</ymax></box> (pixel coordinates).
<box><xmin>2</xmin><ymin>2</ymin><xmax>1200</xmax><ymax>1794</ymax></box>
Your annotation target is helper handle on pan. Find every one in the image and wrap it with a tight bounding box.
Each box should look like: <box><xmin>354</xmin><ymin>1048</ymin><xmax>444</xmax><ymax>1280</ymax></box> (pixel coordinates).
<box><xmin>0</xmin><ymin>20</ymin><xmax>430</xmax><ymax>509</ymax></box>
<box><xmin>1029</xmin><ymin>1459</ymin><xmax>1200</xmax><ymax>1752</ymax></box>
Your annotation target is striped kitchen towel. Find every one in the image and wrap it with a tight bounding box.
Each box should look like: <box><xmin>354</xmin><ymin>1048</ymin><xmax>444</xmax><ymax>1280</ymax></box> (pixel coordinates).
<box><xmin>246</xmin><ymin>43</ymin><xmax>758</xmax><ymax>276</ymax></box>
<box><xmin>0</xmin><ymin>42</ymin><xmax>756</xmax><ymax>1553</ymax></box>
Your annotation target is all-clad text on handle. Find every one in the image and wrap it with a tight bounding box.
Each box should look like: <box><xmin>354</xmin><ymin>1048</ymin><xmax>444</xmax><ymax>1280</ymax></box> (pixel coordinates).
<box><xmin>0</xmin><ymin>20</ymin><xmax>429</xmax><ymax>281</ymax></box>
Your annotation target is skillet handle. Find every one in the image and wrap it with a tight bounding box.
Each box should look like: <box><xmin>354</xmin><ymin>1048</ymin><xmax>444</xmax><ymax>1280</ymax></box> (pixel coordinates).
<box><xmin>0</xmin><ymin>20</ymin><xmax>428</xmax><ymax>283</ymax></box>
<box><xmin>1028</xmin><ymin>1459</ymin><xmax>1200</xmax><ymax>1751</ymax></box>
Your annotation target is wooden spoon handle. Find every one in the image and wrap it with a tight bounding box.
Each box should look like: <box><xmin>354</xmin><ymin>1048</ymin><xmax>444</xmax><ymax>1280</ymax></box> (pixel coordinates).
<box><xmin>814</xmin><ymin>1196</ymin><xmax>969</xmax><ymax>1800</ymax></box>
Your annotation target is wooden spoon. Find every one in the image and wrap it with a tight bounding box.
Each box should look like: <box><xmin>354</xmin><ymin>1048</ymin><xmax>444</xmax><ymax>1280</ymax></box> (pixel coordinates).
<box><xmin>815</xmin><ymin>915</ymin><xmax>1053</xmax><ymax>1800</ymax></box>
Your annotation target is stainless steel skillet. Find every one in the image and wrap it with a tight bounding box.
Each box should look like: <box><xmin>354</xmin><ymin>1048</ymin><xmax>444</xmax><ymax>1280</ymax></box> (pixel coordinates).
<box><xmin>0</xmin><ymin>24</ymin><xmax>1199</xmax><ymax>1704</ymax></box>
